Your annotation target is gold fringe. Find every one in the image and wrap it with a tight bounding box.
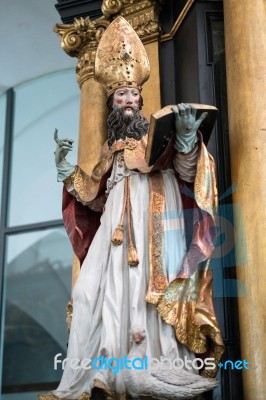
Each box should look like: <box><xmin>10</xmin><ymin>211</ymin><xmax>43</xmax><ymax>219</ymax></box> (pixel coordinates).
<box><xmin>145</xmin><ymin>291</ymin><xmax>164</xmax><ymax>305</ymax></box>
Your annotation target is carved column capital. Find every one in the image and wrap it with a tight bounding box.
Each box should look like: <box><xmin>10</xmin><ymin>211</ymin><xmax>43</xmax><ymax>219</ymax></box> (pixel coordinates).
<box><xmin>54</xmin><ymin>16</ymin><xmax>110</xmax><ymax>86</ymax></box>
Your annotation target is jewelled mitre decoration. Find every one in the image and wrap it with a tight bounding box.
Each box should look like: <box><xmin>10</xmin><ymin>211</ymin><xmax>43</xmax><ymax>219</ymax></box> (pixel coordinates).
<box><xmin>94</xmin><ymin>16</ymin><xmax>150</xmax><ymax>97</ymax></box>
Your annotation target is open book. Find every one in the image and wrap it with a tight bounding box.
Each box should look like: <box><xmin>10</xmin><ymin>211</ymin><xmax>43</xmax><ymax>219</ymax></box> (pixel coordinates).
<box><xmin>145</xmin><ymin>103</ymin><xmax>218</xmax><ymax>166</ymax></box>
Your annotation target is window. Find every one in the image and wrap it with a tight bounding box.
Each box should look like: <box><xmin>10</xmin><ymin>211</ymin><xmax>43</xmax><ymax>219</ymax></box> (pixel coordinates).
<box><xmin>0</xmin><ymin>93</ymin><xmax>7</xmax><ymax>210</ymax></box>
<box><xmin>0</xmin><ymin>70</ymin><xmax>79</xmax><ymax>399</ymax></box>
<box><xmin>8</xmin><ymin>70</ymin><xmax>79</xmax><ymax>226</ymax></box>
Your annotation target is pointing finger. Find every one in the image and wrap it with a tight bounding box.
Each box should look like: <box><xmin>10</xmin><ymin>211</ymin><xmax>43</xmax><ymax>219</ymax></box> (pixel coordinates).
<box><xmin>54</xmin><ymin>128</ymin><xmax>59</xmax><ymax>144</ymax></box>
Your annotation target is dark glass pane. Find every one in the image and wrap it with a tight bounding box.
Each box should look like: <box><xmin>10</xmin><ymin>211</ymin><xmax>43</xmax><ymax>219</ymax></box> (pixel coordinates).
<box><xmin>2</xmin><ymin>228</ymin><xmax>72</xmax><ymax>394</ymax></box>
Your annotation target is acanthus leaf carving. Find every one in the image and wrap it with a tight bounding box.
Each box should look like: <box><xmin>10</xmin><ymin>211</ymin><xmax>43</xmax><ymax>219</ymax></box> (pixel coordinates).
<box><xmin>54</xmin><ymin>16</ymin><xmax>110</xmax><ymax>85</ymax></box>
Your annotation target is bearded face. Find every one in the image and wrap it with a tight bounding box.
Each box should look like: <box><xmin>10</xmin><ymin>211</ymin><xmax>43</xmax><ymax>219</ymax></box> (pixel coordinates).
<box><xmin>107</xmin><ymin>87</ymin><xmax>149</xmax><ymax>147</ymax></box>
<box><xmin>107</xmin><ymin>106</ymin><xmax>149</xmax><ymax>147</ymax></box>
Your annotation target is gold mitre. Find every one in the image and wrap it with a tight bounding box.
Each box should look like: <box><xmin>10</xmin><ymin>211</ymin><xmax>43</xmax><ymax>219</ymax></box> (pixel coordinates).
<box><xmin>94</xmin><ymin>16</ymin><xmax>150</xmax><ymax>97</ymax></box>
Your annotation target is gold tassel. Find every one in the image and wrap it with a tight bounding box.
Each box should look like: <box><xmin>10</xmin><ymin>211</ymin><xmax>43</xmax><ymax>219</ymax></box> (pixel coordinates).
<box><xmin>111</xmin><ymin>224</ymin><xmax>124</xmax><ymax>245</ymax></box>
<box><xmin>126</xmin><ymin>177</ymin><xmax>139</xmax><ymax>267</ymax></box>
<box><xmin>128</xmin><ymin>244</ymin><xmax>139</xmax><ymax>266</ymax></box>
<box><xmin>111</xmin><ymin>176</ymin><xmax>139</xmax><ymax>266</ymax></box>
<box><xmin>111</xmin><ymin>176</ymin><xmax>128</xmax><ymax>246</ymax></box>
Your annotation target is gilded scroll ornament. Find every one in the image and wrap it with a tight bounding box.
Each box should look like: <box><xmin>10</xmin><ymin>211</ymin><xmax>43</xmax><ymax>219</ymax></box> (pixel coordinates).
<box><xmin>102</xmin><ymin>0</ymin><xmax>161</xmax><ymax>43</ymax></box>
<box><xmin>54</xmin><ymin>17</ymin><xmax>110</xmax><ymax>85</ymax></box>
<box><xmin>101</xmin><ymin>0</ymin><xmax>123</xmax><ymax>17</ymax></box>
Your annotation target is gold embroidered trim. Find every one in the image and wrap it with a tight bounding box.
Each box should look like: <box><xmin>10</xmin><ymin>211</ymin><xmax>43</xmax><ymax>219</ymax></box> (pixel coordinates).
<box><xmin>71</xmin><ymin>137</ymin><xmax>153</xmax><ymax>204</ymax></box>
<box><xmin>156</xmin><ymin>267</ymin><xmax>224</xmax><ymax>377</ymax></box>
<box><xmin>110</xmin><ymin>141</ymin><xmax>126</xmax><ymax>154</ymax></box>
<box><xmin>73</xmin><ymin>162</ymin><xmax>111</xmax><ymax>204</ymax></box>
<box><xmin>116</xmin><ymin>151</ymin><xmax>125</xmax><ymax>167</ymax></box>
<box><xmin>145</xmin><ymin>172</ymin><xmax>168</xmax><ymax>303</ymax></box>
<box><xmin>110</xmin><ymin>137</ymin><xmax>137</xmax><ymax>155</ymax></box>
<box><xmin>124</xmin><ymin>135</ymin><xmax>152</xmax><ymax>173</ymax></box>
<box><xmin>64</xmin><ymin>166</ymin><xmax>78</xmax><ymax>187</ymax></box>
<box><xmin>195</xmin><ymin>141</ymin><xmax>218</xmax><ymax>216</ymax></box>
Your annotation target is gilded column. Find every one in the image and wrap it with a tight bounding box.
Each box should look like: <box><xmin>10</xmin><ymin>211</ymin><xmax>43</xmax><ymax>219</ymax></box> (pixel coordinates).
<box><xmin>223</xmin><ymin>1</ymin><xmax>266</xmax><ymax>399</ymax></box>
<box><xmin>54</xmin><ymin>17</ymin><xmax>110</xmax><ymax>175</ymax></box>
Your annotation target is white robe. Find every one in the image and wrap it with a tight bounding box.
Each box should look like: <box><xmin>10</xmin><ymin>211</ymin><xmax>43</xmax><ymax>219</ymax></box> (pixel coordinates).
<box><xmin>53</xmin><ymin>152</ymin><xmax>198</xmax><ymax>399</ymax></box>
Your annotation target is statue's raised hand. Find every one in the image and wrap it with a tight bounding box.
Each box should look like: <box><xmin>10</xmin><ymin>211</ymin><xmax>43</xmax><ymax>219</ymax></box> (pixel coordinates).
<box><xmin>54</xmin><ymin>129</ymin><xmax>76</xmax><ymax>182</ymax></box>
<box><xmin>171</xmin><ymin>104</ymin><xmax>208</xmax><ymax>154</ymax></box>
<box><xmin>54</xmin><ymin>128</ymin><xmax>74</xmax><ymax>165</ymax></box>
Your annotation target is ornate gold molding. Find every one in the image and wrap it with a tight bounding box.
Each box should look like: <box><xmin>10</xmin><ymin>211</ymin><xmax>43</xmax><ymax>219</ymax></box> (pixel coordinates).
<box><xmin>102</xmin><ymin>0</ymin><xmax>162</xmax><ymax>44</ymax></box>
<box><xmin>160</xmin><ymin>0</ymin><xmax>195</xmax><ymax>42</ymax></box>
<box><xmin>54</xmin><ymin>16</ymin><xmax>110</xmax><ymax>86</ymax></box>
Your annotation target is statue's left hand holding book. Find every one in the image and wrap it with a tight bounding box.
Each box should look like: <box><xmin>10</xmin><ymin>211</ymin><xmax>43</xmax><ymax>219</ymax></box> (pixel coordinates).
<box><xmin>145</xmin><ymin>103</ymin><xmax>218</xmax><ymax>166</ymax></box>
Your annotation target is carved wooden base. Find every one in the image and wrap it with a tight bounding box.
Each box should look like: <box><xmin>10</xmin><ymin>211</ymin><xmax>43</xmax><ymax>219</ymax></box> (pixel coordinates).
<box><xmin>38</xmin><ymin>393</ymin><xmax>89</xmax><ymax>400</ymax></box>
<box><xmin>38</xmin><ymin>393</ymin><xmax>204</xmax><ymax>400</ymax></box>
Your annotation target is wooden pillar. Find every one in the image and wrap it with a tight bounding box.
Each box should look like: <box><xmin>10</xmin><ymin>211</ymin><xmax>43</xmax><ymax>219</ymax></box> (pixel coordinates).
<box><xmin>223</xmin><ymin>1</ymin><xmax>266</xmax><ymax>398</ymax></box>
<box><xmin>142</xmin><ymin>41</ymin><xmax>161</xmax><ymax>118</ymax></box>
<box><xmin>54</xmin><ymin>18</ymin><xmax>110</xmax><ymax>175</ymax></box>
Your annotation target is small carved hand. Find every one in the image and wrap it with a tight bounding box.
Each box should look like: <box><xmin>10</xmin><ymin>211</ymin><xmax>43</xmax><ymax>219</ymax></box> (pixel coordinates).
<box><xmin>54</xmin><ymin>128</ymin><xmax>74</xmax><ymax>165</ymax></box>
<box><xmin>171</xmin><ymin>103</ymin><xmax>208</xmax><ymax>138</ymax></box>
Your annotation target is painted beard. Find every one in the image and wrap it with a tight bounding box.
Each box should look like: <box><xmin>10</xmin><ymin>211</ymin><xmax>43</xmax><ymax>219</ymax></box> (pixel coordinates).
<box><xmin>107</xmin><ymin>106</ymin><xmax>149</xmax><ymax>147</ymax></box>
